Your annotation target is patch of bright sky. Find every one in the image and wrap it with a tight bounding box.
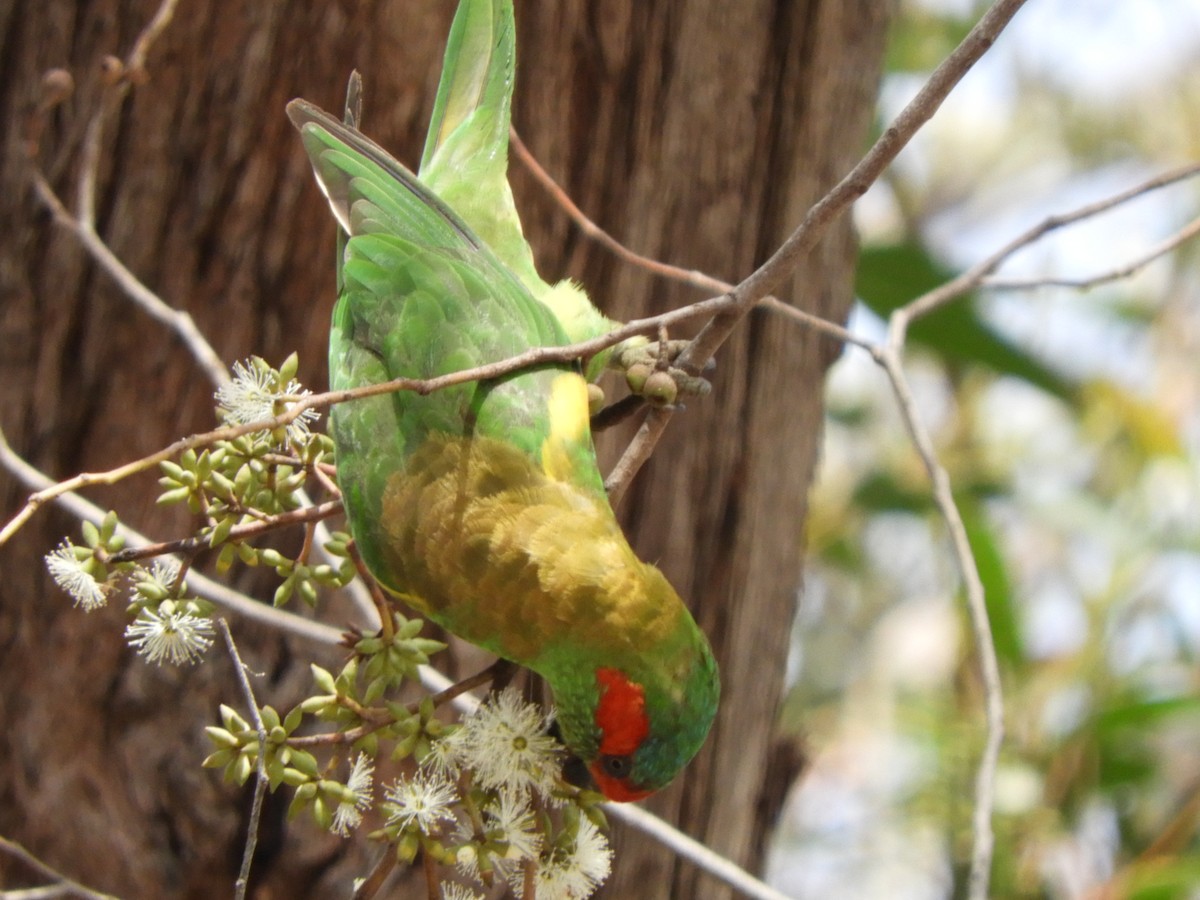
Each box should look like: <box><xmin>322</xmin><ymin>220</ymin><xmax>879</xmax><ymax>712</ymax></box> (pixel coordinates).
<box><xmin>767</xmin><ymin>734</ymin><xmax>951</xmax><ymax>899</ymax></box>
<box><xmin>1004</xmin><ymin>1</ymin><xmax>1200</xmax><ymax>99</ymax></box>
<box><xmin>908</xmin><ymin>0</ymin><xmax>1200</xmax><ymax>98</ymax></box>
<box><xmin>854</xmin><ymin>0</ymin><xmax>1200</xmax><ymax>393</ymax></box>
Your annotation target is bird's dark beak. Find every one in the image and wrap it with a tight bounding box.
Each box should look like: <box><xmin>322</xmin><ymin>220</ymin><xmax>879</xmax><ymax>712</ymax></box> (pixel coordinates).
<box><xmin>562</xmin><ymin>753</ymin><xmax>596</xmax><ymax>791</ymax></box>
<box><xmin>549</xmin><ymin>717</ymin><xmax>598</xmax><ymax>791</ymax></box>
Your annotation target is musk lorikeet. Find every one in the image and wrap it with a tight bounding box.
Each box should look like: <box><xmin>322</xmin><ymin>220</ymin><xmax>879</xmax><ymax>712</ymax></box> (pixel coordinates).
<box><xmin>287</xmin><ymin>0</ymin><xmax>718</xmax><ymax>802</ymax></box>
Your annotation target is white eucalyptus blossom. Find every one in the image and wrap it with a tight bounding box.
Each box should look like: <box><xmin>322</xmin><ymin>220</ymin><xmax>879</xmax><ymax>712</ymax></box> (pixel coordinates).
<box><xmin>455</xmin><ymin>688</ymin><xmax>561</xmax><ymax>798</ymax></box>
<box><xmin>147</xmin><ymin>556</ymin><xmax>183</xmax><ymax>590</ymax></box>
<box><xmin>440</xmin><ymin>884</ymin><xmax>484</xmax><ymax>900</ymax></box>
<box><xmin>487</xmin><ymin>789</ymin><xmax>542</xmax><ymax>862</ymax></box>
<box><xmin>383</xmin><ymin>769</ymin><xmax>458</xmax><ymax>834</ymax></box>
<box><xmin>504</xmin><ymin>818</ymin><xmax>612</xmax><ymax>900</ymax></box>
<box><xmin>215</xmin><ymin>357</ymin><xmax>319</xmax><ymax>443</ymax></box>
<box><xmin>44</xmin><ymin>539</ymin><xmax>108</xmax><ymax>611</ymax></box>
<box><xmin>331</xmin><ymin>753</ymin><xmax>375</xmax><ymax>837</ymax></box>
<box><xmin>422</xmin><ymin>727</ymin><xmax>464</xmax><ymax>780</ymax></box>
<box><xmin>124</xmin><ymin>604</ymin><xmax>214</xmax><ymax>665</ymax></box>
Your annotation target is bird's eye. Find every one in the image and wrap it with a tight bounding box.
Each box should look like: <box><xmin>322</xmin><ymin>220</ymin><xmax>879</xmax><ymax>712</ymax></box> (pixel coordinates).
<box><xmin>600</xmin><ymin>754</ymin><xmax>633</xmax><ymax>778</ymax></box>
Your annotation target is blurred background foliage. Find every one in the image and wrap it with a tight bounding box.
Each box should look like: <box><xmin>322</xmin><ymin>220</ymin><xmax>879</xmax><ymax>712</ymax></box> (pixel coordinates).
<box><xmin>768</xmin><ymin>1</ymin><xmax>1200</xmax><ymax>897</ymax></box>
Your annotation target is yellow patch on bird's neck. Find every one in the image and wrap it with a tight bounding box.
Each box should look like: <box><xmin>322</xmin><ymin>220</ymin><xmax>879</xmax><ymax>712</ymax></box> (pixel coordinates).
<box><xmin>539</xmin><ymin>372</ymin><xmax>591</xmax><ymax>483</ymax></box>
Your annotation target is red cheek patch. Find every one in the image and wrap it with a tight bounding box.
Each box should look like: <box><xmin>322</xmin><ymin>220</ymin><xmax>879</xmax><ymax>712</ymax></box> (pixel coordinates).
<box><xmin>595</xmin><ymin>667</ymin><xmax>649</xmax><ymax>756</ymax></box>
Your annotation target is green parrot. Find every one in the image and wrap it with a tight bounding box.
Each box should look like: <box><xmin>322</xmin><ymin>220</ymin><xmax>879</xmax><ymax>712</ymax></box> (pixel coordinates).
<box><xmin>286</xmin><ymin>0</ymin><xmax>718</xmax><ymax>802</ymax></box>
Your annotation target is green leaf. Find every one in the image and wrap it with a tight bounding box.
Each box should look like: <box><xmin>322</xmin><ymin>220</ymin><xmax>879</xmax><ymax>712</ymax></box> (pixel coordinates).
<box><xmin>958</xmin><ymin>496</ymin><xmax>1024</xmax><ymax>668</ymax></box>
<box><xmin>1126</xmin><ymin>855</ymin><xmax>1200</xmax><ymax>900</ymax></box>
<box><xmin>1095</xmin><ymin>696</ymin><xmax>1200</xmax><ymax>733</ymax></box>
<box><xmin>884</xmin><ymin>9</ymin><xmax>976</xmax><ymax>74</ymax></box>
<box><xmin>856</xmin><ymin>241</ymin><xmax>1077</xmax><ymax>403</ymax></box>
<box><xmin>853</xmin><ymin>472</ymin><xmax>934</xmax><ymax>514</ymax></box>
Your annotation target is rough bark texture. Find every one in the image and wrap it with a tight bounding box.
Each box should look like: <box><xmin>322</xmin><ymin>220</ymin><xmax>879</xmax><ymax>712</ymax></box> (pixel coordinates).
<box><xmin>0</xmin><ymin>1</ymin><xmax>890</xmax><ymax>897</ymax></box>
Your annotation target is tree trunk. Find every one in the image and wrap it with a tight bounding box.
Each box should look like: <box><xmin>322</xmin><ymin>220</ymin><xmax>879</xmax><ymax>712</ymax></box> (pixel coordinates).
<box><xmin>510</xmin><ymin>3</ymin><xmax>891</xmax><ymax>894</ymax></box>
<box><xmin>0</xmin><ymin>1</ymin><xmax>889</xmax><ymax>897</ymax></box>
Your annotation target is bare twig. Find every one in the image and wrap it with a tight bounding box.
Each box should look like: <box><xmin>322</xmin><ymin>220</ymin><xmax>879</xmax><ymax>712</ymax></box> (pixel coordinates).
<box><xmin>0</xmin><ymin>834</ymin><xmax>122</xmax><ymax>900</ymax></box>
<box><xmin>28</xmin><ymin>161</ymin><xmax>229</xmax><ymax>390</ymax></box>
<box><xmin>0</xmin><ymin>294</ymin><xmax>738</xmax><ymax>546</ymax></box>
<box><xmin>982</xmin><ymin>209</ymin><xmax>1200</xmax><ymax>292</ymax></box>
<box><xmin>603</xmin><ymin>804</ymin><xmax>796</xmax><ymax>900</ymax></box>
<box><xmin>511</xmin><ymin>128</ymin><xmax>727</xmax><ymax>296</ymax></box>
<box><xmin>878</xmin><ymin>346</ymin><xmax>1001</xmax><ymax>900</ymax></box>
<box><xmin>217</xmin><ymin>619</ymin><xmax>268</xmax><ymax>900</ymax></box>
<box><xmin>351</xmin><ymin>848</ymin><xmax>398</xmax><ymax>900</ymax></box>
<box><xmin>893</xmin><ymin>160</ymin><xmax>1200</xmax><ymax>336</ymax></box>
<box><xmin>77</xmin><ymin>0</ymin><xmax>180</xmax><ymax>223</ymax></box>
<box><xmin>347</xmin><ymin>541</ymin><xmax>396</xmax><ymax>642</ymax></box>
<box><xmin>106</xmin><ymin>501</ymin><xmax>342</xmax><ymax>564</ymax></box>
<box><xmin>24</xmin><ymin>0</ymin><xmax>221</xmax><ymax>384</ymax></box>
<box><xmin>511</xmin><ymin>130</ymin><xmax>870</xmax><ymax>356</ymax></box>
<box><xmin>602</xmin><ymin>0</ymin><xmax>1032</xmax><ymax>498</ymax></box>
<box><xmin>125</xmin><ymin>0</ymin><xmax>181</xmax><ymax>74</ymax></box>
<box><xmin>421</xmin><ymin>847</ymin><xmax>440</xmax><ymax>900</ymax></box>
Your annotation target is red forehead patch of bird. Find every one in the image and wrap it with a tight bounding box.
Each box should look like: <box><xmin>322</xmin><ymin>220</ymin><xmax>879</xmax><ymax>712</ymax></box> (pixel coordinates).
<box><xmin>594</xmin><ymin>667</ymin><xmax>649</xmax><ymax>756</ymax></box>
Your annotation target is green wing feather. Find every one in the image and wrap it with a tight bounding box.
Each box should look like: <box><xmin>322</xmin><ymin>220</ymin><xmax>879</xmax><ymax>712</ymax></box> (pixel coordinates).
<box><xmin>419</xmin><ymin>0</ymin><xmax>619</xmax><ymax>370</ymax></box>
<box><xmin>286</xmin><ymin>100</ymin><xmax>605</xmax><ymax>578</ymax></box>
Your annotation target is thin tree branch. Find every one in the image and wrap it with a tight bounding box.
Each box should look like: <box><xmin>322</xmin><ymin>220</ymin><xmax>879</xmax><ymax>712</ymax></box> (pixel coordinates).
<box><xmin>603</xmin><ymin>0</ymin><xmax>1032</xmax><ymax>496</ymax></box>
<box><xmin>604</xmin><ymin>804</ymin><xmax>796</xmax><ymax>900</ymax></box>
<box><xmin>217</xmin><ymin>620</ymin><xmax>268</xmax><ymax>900</ymax></box>
<box><xmin>982</xmin><ymin>209</ymin><xmax>1200</xmax><ymax>292</ymax></box>
<box><xmin>0</xmin><ymin>835</ymin><xmax>122</xmax><ymax>900</ymax></box>
<box><xmin>510</xmin><ymin>130</ymin><xmax>872</xmax><ymax>354</ymax></box>
<box><xmin>0</xmin><ymin>295</ymin><xmax>737</xmax><ymax>546</ymax></box>
<box><xmin>27</xmin><ymin>166</ymin><xmax>229</xmax><ymax>388</ymax></box>
<box><xmin>878</xmin><ymin>347</ymin><xmax>1002</xmax><ymax>900</ymax></box>
<box><xmin>105</xmin><ymin>501</ymin><xmax>343</xmax><ymax>564</ymax></box>
<box><xmin>351</xmin><ymin>848</ymin><xmax>398</xmax><ymax>900</ymax></box>
<box><xmin>511</xmin><ymin>128</ymin><xmax>728</xmax><ymax>296</ymax></box>
<box><xmin>894</xmin><ymin>160</ymin><xmax>1200</xmax><ymax>335</ymax></box>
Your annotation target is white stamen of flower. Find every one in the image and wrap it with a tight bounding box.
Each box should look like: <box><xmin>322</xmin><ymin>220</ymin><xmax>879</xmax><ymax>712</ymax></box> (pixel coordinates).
<box><xmin>503</xmin><ymin>815</ymin><xmax>613</xmax><ymax>899</ymax></box>
<box><xmin>44</xmin><ymin>539</ymin><xmax>108</xmax><ymax>611</ymax></box>
<box><xmin>423</xmin><ymin>728</ymin><xmax>464</xmax><ymax>780</ymax></box>
<box><xmin>453</xmin><ymin>839</ymin><xmax>482</xmax><ymax>882</ymax></box>
<box><xmin>215</xmin><ymin>358</ymin><xmax>318</xmax><ymax>444</ymax></box>
<box><xmin>487</xmin><ymin>790</ymin><xmax>542</xmax><ymax>862</ymax></box>
<box><xmin>383</xmin><ymin>769</ymin><xmax>458</xmax><ymax>834</ymax></box>
<box><xmin>455</xmin><ymin>689</ymin><xmax>561</xmax><ymax>798</ymax></box>
<box><xmin>567</xmin><ymin>818</ymin><xmax>613</xmax><ymax>894</ymax></box>
<box><xmin>331</xmin><ymin>753</ymin><xmax>375</xmax><ymax>837</ymax></box>
<box><xmin>148</xmin><ymin>556</ymin><xmax>183</xmax><ymax>591</ymax></box>
<box><xmin>124</xmin><ymin>605</ymin><xmax>214</xmax><ymax>666</ymax></box>
<box><xmin>440</xmin><ymin>884</ymin><xmax>484</xmax><ymax>900</ymax></box>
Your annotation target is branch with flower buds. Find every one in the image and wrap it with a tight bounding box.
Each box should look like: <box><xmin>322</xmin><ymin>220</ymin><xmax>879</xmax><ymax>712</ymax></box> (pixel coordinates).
<box><xmin>1</xmin><ymin>420</ymin><xmax>809</xmax><ymax>900</ymax></box>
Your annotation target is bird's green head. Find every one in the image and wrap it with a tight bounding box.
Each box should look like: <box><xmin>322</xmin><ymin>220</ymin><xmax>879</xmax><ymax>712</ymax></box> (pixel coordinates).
<box><xmin>550</xmin><ymin>574</ymin><xmax>720</xmax><ymax>802</ymax></box>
